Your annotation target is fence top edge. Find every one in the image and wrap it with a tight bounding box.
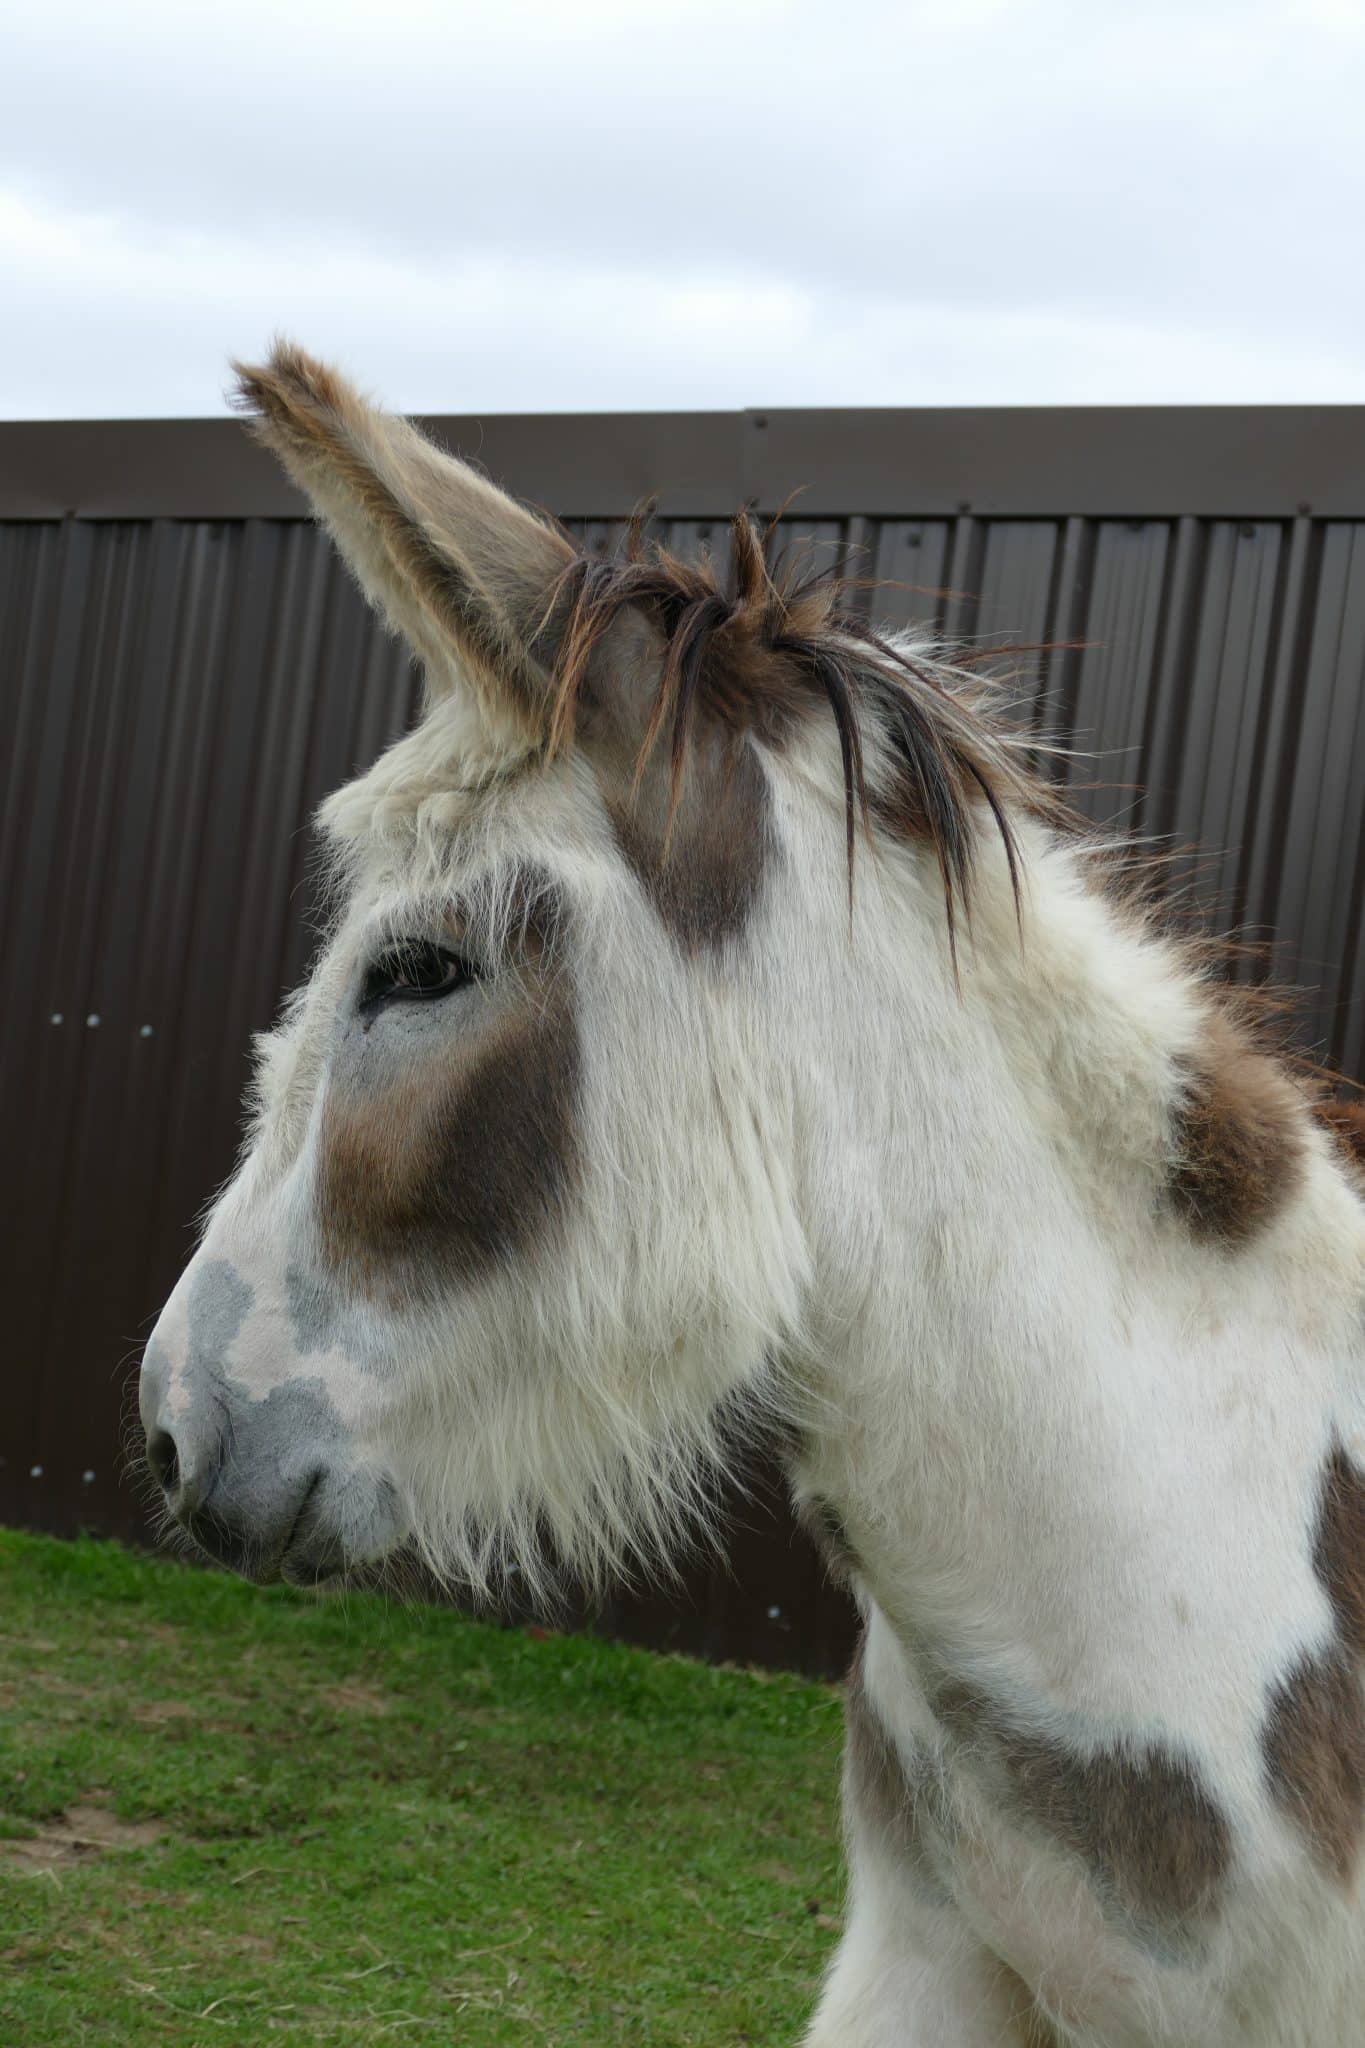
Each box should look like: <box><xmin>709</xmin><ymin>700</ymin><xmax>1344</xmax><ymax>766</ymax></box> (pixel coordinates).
<box><xmin>3</xmin><ymin>406</ymin><xmax>1365</xmax><ymax>521</ymax></box>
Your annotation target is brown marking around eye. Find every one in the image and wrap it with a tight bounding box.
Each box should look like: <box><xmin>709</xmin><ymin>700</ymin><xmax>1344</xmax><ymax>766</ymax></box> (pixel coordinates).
<box><xmin>316</xmin><ymin>947</ymin><xmax>579</xmax><ymax>1300</ymax></box>
<box><xmin>1168</xmin><ymin>1010</ymin><xmax>1305</xmax><ymax>1248</ymax></box>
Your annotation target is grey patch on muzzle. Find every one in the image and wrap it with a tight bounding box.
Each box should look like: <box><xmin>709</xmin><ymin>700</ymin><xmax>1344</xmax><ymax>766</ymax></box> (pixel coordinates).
<box><xmin>189</xmin><ymin>1258</ymin><xmax>255</xmax><ymax>1370</ymax></box>
<box><xmin>153</xmin><ymin>1257</ymin><xmax>401</xmax><ymax>1577</ymax></box>
<box><xmin>140</xmin><ymin>1334</ymin><xmax>172</xmax><ymax>1423</ymax></box>
<box><xmin>284</xmin><ymin>1261</ymin><xmax>346</xmax><ymax>1356</ymax></box>
<box><xmin>202</xmin><ymin>1371</ymin><xmax>401</xmax><ymax>1579</ymax></box>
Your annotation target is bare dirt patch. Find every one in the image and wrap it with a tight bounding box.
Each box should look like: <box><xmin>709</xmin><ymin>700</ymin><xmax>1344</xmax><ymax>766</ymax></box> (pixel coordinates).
<box><xmin>320</xmin><ymin>1683</ymin><xmax>392</xmax><ymax>1716</ymax></box>
<box><xmin>0</xmin><ymin>1801</ymin><xmax>166</xmax><ymax>1874</ymax></box>
<box><xmin>0</xmin><ymin>1676</ymin><xmax>90</xmax><ymax>1710</ymax></box>
<box><xmin>130</xmin><ymin>1699</ymin><xmax>198</xmax><ymax>1726</ymax></box>
<box><xmin>110</xmin><ymin>1625</ymin><xmax>183</xmax><ymax>1650</ymax></box>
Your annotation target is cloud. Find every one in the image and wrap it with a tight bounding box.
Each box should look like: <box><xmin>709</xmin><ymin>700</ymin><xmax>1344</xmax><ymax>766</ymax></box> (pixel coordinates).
<box><xmin>3</xmin><ymin>0</ymin><xmax>1364</xmax><ymax>415</ymax></box>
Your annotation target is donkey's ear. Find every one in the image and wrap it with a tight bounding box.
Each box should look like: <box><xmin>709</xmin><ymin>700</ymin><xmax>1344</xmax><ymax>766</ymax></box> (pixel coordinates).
<box><xmin>232</xmin><ymin>340</ymin><xmax>576</xmax><ymax>731</ymax></box>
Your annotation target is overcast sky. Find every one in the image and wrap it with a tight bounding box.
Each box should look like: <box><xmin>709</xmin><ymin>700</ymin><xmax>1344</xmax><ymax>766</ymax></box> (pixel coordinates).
<box><xmin>3</xmin><ymin>0</ymin><xmax>1364</xmax><ymax>418</ymax></box>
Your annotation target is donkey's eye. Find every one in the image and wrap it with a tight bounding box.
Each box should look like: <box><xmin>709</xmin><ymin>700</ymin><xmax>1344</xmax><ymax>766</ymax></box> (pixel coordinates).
<box><xmin>360</xmin><ymin>942</ymin><xmax>474</xmax><ymax>1010</ymax></box>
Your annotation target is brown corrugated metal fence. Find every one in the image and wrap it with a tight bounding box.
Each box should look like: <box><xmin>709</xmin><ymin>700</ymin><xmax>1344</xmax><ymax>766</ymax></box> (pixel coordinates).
<box><xmin>3</xmin><ymin>407</ymin><xmax>1364</xmax><ymax>1675</ymax></box>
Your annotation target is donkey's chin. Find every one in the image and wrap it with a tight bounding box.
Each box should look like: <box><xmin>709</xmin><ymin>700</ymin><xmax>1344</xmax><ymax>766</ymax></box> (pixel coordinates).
<box><xmin>172</xmin><ymin>1469</ymin><xmax>410</xmax><ymax>1590</ymax></box>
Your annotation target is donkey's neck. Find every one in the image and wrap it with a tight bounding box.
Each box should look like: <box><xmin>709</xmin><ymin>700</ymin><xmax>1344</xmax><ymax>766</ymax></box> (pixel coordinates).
<box><xmin>785</xmin><ymin>819</ymin><xmax>1365</xmax><ymax>1728</ymax></box>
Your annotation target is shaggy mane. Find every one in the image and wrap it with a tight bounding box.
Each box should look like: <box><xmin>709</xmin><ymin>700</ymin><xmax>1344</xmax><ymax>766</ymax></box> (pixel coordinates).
<box><xmin>540</xmin><ymin>511</ymin><xmax>1363</xmax><ymax>1124</ymax></box>
<box><xmin>544</xmin><ymin>508</ymin><xmax>1076</xmax><ymax>951</ymax></box>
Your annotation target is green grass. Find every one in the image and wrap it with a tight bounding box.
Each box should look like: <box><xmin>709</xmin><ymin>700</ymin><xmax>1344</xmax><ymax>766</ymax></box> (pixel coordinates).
<box><xmin>0</xmin><ymin>1531</ymin><xmax>843</xmax><ymax>2045</ymax></box>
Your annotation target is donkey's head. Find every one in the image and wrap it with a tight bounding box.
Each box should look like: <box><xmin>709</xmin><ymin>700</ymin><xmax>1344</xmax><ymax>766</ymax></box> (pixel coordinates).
<box><xmin>139</xmin><ymin>342</ymin><xmax>1036</xmax><ymax>1593</ymax></box>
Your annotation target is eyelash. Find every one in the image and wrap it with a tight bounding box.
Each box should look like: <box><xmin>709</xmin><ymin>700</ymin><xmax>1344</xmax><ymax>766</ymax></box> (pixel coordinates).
<box><xmin>359</xmin><ymin>941</ymin><xmax>476</xmax><ymax>1011</ymax></box>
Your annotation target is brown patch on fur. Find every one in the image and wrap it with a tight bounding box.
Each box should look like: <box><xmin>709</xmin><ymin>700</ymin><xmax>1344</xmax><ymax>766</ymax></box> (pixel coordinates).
<box><xmin>316</xmin><ymin>921</ymin><xmax>579</xmax><ymax>1298</ymax></box>
<box><xmin>1264</xmin><ymin>1445</ymin><xmax>1365</xmax><ymax>1882</ymax></box>
<box><xmin>930</xmin><ymin>1675</ymin><xmax>993</xmax><ymax>1741</ymax></box>
<box><xmin>1264</xmin><ymin>1651</ymin><xmax>1365</xmax><ymax>1884</ymax></box>
<box><xmin>599</xmin><ymin>704</ymin><xmax>773</xmax><ymax>952</ymax></box>
<box><xmin>545</xmin><ymin>511</ymin><xmax>1070</xmax><ymax>954</ymax></box>
<box><xmin>1316</xmin><ymin>1446</ymin><xmax>1365</xmax><ymax>1649</ymax></box>
<box><xmin>1168</xmin><ymin>1009</ymin><xmax>1306</xmax><ymax>1248</ymax></box>
<box><xmin>844</xmin><ymin>1632</ymin><xmax>951</xmax><ymax>1900</ymax></box>
<box><xmin>1315</xmin><ymin>1093</ymin><xmax>1365</xmax><ymax>1183</ymax></box>
<box><xmin>1001</xmin><ymin>1729</ymin><xmax>1231</xmax><ymax>1931</ymax></box>
<box><xmin>932</xmin><ymin>1679</ymin><xmax>1229</xmax><ymax>1930</ymax></box>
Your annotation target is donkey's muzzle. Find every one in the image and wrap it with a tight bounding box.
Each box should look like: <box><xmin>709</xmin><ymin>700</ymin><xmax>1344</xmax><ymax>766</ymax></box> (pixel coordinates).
<box><xmin>144</xmin><ymin>1411</ymin><xmax>335</xmax><ymax>1582</ymax></box>
<box><xmin>139</xmin><ymin>1335</ymin><xmax>405</xmax><ymax>1586</ymax></box>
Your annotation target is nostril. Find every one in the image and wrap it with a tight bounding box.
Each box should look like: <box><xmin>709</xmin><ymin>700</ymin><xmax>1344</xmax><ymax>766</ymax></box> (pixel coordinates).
<box><xmin>146</xmin><ymin>1427</ymin><xmax>180</xmax><ymax>1497</ymax></box>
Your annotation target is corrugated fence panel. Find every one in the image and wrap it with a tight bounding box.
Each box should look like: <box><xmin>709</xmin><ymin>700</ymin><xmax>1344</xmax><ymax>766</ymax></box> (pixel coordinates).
<box><xmin>1</xmin><ymin>519</ymin><xmax>419</xmax><ymax>1541</ymax></box>
<box><xmin>869</xmin><ymin>521</ymin><xmax>955</xmax><ymax>632</ymax></box>
<box><xmin>1155</xmin><ymin>521</ymin><xmax>1287</xmax><ymax>918</ymax></box>
<box><xmin>3</xmin><ymin>428</ymin><xmax>1364</xmax><ymax>1671</ymax></box>
<box><xmin>1272</xmin><ymin>523</ymin><xmax>1365</xmax><ymax>1078</ymax></box>
<box><xmin>1062</xmin><ymin>520</ymin><xmax>1172</xmax><ymax>820</ymax></box>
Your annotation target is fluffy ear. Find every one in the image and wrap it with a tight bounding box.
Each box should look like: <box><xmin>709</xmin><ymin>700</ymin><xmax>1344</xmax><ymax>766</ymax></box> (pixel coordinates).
<box><xmin>232</xmin><ymin>340</ymin><xmax>576</xmax><ymax>732</ymax></box>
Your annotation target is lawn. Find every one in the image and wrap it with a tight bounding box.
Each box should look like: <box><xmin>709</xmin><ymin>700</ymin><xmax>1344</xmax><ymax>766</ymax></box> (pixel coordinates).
<box><xmin>0</xmin><ymin>1531</ymin><xmax>844</xmax><ymax>2045</ymax></box>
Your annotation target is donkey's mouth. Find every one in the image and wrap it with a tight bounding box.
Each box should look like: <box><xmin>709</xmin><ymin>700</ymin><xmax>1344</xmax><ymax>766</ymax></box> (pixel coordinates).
<box><xmin>161</xmin><ymin>1462</ymin><xmax>408</xmax><ymax>1589</ymax></box>
<box><xmin>174</xmin><ymin>1504</ymin><xmax>316</xmax><ymax>1585</ymax></box>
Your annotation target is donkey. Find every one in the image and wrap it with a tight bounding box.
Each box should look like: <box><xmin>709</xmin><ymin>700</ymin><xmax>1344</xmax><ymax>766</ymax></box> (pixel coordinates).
<box><xmin>139</xmin><ymin>342</ymin><xmax>1365</xmax><ymax>2046</ymax></box>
